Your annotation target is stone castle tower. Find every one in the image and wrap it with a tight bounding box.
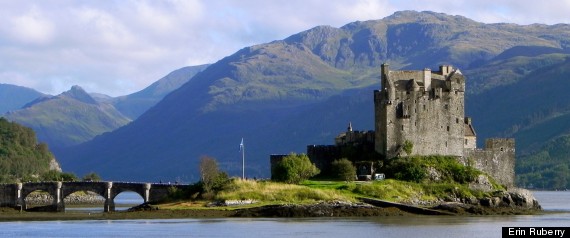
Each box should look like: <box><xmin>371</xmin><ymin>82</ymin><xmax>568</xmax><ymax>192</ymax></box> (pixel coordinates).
<box><xmin>373</xmin><ymin>64</ymin><xmax>515</xmax><ymax>186</ymax></box>
<box><xmin>374</xmin><ymin>64</ymin><xmax>470</xmax><ymax>158</ymax></box>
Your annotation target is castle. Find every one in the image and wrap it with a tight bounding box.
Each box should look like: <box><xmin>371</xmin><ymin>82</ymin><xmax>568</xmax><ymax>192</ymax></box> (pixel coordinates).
<box><xmin>273</xmin><ymin>64</ymin><xmax>515</xmax><ymax>186</ymax></box>
<box><xmin>374</xmin><ymin>64</ymin><xmax>514</xmax><ymax>186</ymax></box>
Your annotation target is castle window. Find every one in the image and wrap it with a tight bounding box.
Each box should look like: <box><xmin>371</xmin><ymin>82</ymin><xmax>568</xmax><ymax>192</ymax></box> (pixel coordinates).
<box><xmin>465</xmin><ymin>139</ymin><xmax>468</xmax><ymax>145</ymax></box>
<box><xmin>401</xmin><ymin>125</ymin><xmax>404</xmax><ymax>131</ymax></box>
<box><xmin>501</xmin><ymin>147</ymin><xmax>504</xmax><ymax>152</ymax></box>
<box><xmin>423</xmin><ymin>105</ymin><xmax>426</xmax><ymax>111</ymax></box>
<box><xmin>447</xmin><ymin>126</ymin><xmax>450</xmax><ymax>132</ymax></box>
<box><xmin>456</xmin><ymin>118</ymin><xmax>459</xmax><ymax>123</ymax></box>
<box><xmin>444</xmin><ymin>104</ymin><xmax>449</xmax><ymax>110</ymax></box>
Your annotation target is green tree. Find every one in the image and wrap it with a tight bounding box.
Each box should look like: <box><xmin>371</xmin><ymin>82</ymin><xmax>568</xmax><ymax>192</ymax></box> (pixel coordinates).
<box><xmin>199</xmin><ymin>156</ymin><xmax>231</xmax><ymax>194</ymax></box>
<box><xmin>82</xmin><ymin>172</ymin><xmax>102</xmax><ymax>182</ymax></box>
<box><xmin>272</xmin><ymin>153</ymin><xmax>320</xmax><ymax>184</ymax></box>
<box><xmin>331</xmin><ymin>158</ymin><xmax>356</xmax><ymax>182</ymax></box>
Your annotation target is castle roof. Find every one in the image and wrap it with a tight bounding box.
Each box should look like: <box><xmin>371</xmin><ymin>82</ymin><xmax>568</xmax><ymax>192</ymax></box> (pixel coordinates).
<box><xmin>465</xmin><ymin>122</ymin><xmax>476</xmax><ymax>137</ymax></box>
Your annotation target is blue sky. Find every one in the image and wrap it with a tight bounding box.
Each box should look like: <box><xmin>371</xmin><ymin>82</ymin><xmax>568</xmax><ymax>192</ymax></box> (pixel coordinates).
<box><xmin>1</xmin><ymin>0</ymin><xmax>569</xmax><ymax>96</ymax></box>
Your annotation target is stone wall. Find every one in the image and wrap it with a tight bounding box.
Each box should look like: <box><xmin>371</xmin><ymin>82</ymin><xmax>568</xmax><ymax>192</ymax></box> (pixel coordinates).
<box><xmin>463</xmin><ymin>138</ymin><xmax>516</xmax><ymax>187</ymax></box>
<box><xmin>307</xmin><ymin>145</ymin><xmax>342</xmax><ymax>176</ymax></box>
<box><xmin>0</xmin><ymin>184</ymin><xmax>16</xmax><ymax>207</ymax></box>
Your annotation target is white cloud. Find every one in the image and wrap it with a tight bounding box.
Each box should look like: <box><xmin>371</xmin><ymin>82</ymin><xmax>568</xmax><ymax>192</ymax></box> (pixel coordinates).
<box><xmin>6</xmin><ymin>6</ymin><xmax>55</xmax><ymax>45</ymax></box>
<box><xmin>0</xmin><ymin>0</ymin><xmax>569</xmax><ymax>97</ymax></box>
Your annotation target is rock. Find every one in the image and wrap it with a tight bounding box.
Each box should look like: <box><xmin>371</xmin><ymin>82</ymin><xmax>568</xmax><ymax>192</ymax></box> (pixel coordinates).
<box><xmin>432</xmin><ymin>202</ymin><xmax>472</xmax><ymax>214</ymax></box>
<box><xmin>128</xmin><ymin>203</ymin><xmax>159</xmax><ymax>211</ymax></box>
<box><xmin>426</xmin><ymin>167</ymin><xmax>441</xmax><ymax>181</ymax></box>
<box><xmin>507</xmin><ymin>188</ymin><xmax>542</xmax><ymax>210</ymax></box>
<box><xmin>480</xmin><ymin>197</ymin><xmax>501</xmax><ymax>207</ymax></box>
<box><xmin>469</xmin><ymin>174</ymin><xmax>493</xmax><ymax>192</ymax></box>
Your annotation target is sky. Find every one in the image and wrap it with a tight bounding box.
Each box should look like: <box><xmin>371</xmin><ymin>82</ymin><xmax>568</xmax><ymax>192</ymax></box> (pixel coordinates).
<box><xmin>1</xmin><ymin>0</ymin><xmax>569</xmax><ymax>97</ymax></box>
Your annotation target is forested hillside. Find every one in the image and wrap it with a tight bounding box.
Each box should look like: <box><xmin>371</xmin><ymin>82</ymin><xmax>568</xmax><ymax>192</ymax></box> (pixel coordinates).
<box><xmin>0</xmin><ymin>118</ymin><xmax>60</xmax><ymax>183</ymax></box>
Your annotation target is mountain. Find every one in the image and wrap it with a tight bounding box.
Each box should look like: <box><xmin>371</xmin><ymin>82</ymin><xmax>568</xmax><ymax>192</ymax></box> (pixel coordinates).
<box><xmin>0</xmin><ymin>83</ymin><xmax>45</xmax><ymax>114</ymax></box>
<box><xmin>4</xmin><ymin>86</ymin><xmax>131</xmax><ymax>148</ymax></box>
<box><xmin>57</xmin><ymin>11</ymin><xmax>570</xmax><ymax>184</ymax></box>
<box><xmin>112</xmin><ymin>65</ymin><xmax>210</xmax><ymax>119</ymax></box>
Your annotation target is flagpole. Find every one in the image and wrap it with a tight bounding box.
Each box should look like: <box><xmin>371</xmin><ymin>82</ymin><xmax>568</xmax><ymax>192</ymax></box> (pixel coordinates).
<box><xmin>241</xmin><ymin>138</ymin><xmax>245</xmax><ymax>180</ymax></box>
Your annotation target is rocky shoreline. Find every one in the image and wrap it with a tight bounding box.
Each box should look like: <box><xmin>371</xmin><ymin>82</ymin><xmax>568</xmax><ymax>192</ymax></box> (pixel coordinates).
<box><xmin>430</xmin><ymin>188</ymin><xmax>541</xmax><ymax>215</ymax></box>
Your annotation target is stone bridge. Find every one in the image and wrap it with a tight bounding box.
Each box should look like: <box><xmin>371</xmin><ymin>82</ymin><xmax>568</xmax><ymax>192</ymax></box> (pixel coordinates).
<box><xmin>0</xmin><ymin>181</ymin><xmax>189</xmax><ymax>212</ymax></box>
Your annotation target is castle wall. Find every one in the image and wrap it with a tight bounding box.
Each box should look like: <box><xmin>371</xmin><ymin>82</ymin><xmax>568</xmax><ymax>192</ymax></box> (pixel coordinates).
<box><xmin>307</xmin><ymin>145</ymin><xmax>342</xmax><ymax>176</ymax></box>
<box><xmin>462</xmin><ymin>138</ymin><xmax>515</xmax><ymax>187</ymax></box>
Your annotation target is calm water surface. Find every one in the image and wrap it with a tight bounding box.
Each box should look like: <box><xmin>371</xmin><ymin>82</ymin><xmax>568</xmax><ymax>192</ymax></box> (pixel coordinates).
<box><xmin>0</xmin><ymin>191</ymin><xmax>568</xmax><ymax>238</ymax></box>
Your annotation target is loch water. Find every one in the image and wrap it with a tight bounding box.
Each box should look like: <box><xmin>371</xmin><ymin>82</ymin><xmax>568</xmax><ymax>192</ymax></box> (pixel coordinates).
<box><xmin>0</xmin><ymin>191</ymin><xmax>568</xmax><ymax>238</ymax></box>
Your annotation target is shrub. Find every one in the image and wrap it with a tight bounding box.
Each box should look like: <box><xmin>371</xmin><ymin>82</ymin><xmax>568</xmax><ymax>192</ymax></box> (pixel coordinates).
<box><xmin>384</xmin><ymin>157</ymin><xmax>426</xmax><ymax>183</ymax></box>
<box><xmin>272</xmin><ymin>153</ymin><xmax>320</xmax><ymax>184</ymax></box>
<box><xmin>331</xmin><ymin>158</ymin><xmax>356</xmax><ymax>182</ymax></box>
<box><xmin>82</xmin><ymin>172</ymin><xmax>101</xmax><ymax>182</ymax></box>
<box><xmin>403</xmin><ymin>140</ymin><xmax>413</xmax><ymax>155</ymax></box>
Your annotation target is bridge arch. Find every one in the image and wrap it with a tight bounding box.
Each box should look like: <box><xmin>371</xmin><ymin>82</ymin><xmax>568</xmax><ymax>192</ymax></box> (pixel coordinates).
<box><xmin>19</xmin><ymin>182</ymin><xmax>63</xmax><ymax>211</ymax></box>
<box><xmin>61</xmin><ymin>182</ymin><xmax>107</xmax><ymax>199</ymax></box>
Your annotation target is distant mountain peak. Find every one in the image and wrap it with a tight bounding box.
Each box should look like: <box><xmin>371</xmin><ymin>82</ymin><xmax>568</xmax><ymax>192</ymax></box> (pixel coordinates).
<box><xmin>384</xmin><ymin>10</ymin><xmax>477</xmax><ymax>25</ymax></box>
<box><xmin>60</xmin><ymin>85</ymin><xmax>97</xmax><ymax>104</ymax></box>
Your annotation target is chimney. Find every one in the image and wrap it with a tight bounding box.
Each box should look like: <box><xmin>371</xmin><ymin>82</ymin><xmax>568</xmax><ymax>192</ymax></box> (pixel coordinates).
<box><xmin>381</xmin><ymin>63</ymin><xmax>389</xmax><ymax>89</ymax></box>
<box><xmin>423</xmin><ymin>68</ymin><xmax>431</xmax><ymax>92</ymax></box>
<box><xmin>440</xmin><ymin>65</ymin><xmax>453</xmax><ymax>76</ymax></box>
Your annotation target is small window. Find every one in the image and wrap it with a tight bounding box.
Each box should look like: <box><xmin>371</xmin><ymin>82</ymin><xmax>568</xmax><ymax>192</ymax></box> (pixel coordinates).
<box><xmin>456</xmin><ymin>118</ymin><xmax>459</xmax><ymax>123</ymax></box>
<box><xmin>465</xmin><ymin>139</ymin><xmax>468</xmax><ymax>145</ymax></box>
<box><xmin>447</xmin><ymin>126</ymin><xmax>450</xmax><ymax>132</ymax></box>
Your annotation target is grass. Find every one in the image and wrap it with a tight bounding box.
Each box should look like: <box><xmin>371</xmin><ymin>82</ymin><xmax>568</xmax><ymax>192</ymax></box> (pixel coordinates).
<box><xmin>302</xmin><ymin>179</ymin><xmax>497</xmax><ymax>204</ymax></box>
<box><xmin>215</xmin><ymin>179</ymin><xmax>355</xmax><ymax>204</ymax></box>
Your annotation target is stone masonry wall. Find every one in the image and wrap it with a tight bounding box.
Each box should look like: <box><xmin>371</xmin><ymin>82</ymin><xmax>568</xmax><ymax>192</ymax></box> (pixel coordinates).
<box><xmin>462</xmin><ymin>138</ymin><xmax>516</xmax><ymax>187</ymax></box>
